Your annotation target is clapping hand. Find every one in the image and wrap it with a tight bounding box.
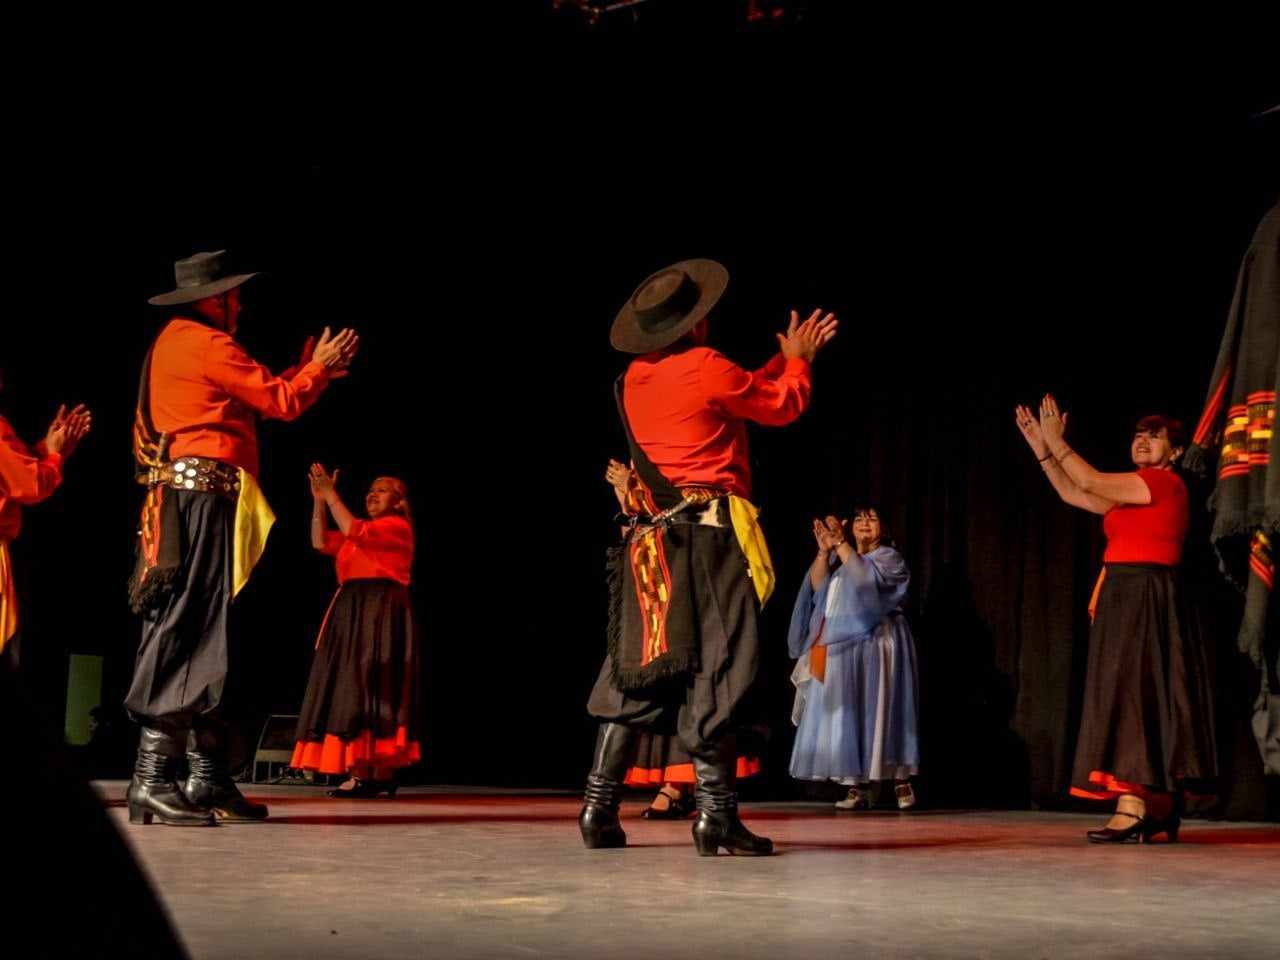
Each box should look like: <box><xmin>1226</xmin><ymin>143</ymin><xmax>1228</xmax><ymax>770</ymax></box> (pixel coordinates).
<box><xmin>1039</xmin><ymin>394</ymin><xmax>1069</xmax><ymax>447</ymax></box>
<box><xmin>44</xmin><ymin>403</ymin><xmax>92</xmax><ymax>457</ymax></box>
<box><xmin>605</xmin><ymin>459</ymin><xmax>631</xmax><ymax>493</ymax></box>
<box><xmin>812</xmin><ymin>517</ymin><xmax>842</xmax><ymax>553</ymax></box>
<box><xmin>1014</xmin><ymin>404</ymin><xmax>1049</xmax><ymax>459</ymax></box>
<box><xmin>309</xmin><ymin>462</ymin><xmax>339</xmax><ymax>499</ymax></box>
<box><xmin>312</xmin><ymin>327</ymin><xmax>360</xmax><ymax>374</ymax></box>
<box><xmin>777</xmin><ymin>308</ymin><xmax>839</xmax><ymax>363</ymax></box>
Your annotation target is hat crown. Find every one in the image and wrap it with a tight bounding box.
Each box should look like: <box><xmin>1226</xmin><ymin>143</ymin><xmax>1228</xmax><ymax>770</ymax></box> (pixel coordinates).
<box><xmin>148</xmin><ymin>250</ymin><xmax>259</xmax><ymax>307</ymax></box>
<box><xmin>632</xmin><ymin>269</ymin><xmax>699</xmax><ymax>333</ymax></box>
<box><xmin>174</xmin><ymin>250</ymin><xmax>229</xmax><ymax>289</ymax></box>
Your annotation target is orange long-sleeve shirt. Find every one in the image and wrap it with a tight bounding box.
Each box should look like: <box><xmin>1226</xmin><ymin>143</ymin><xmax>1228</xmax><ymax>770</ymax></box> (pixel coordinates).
<box><xmin>622</xmin><ymin>347</ymin><xmax>811</xmax><ymax>498</ymax></box>
<box><xmin>0</xmin><ymin>416</ymin><xmax>63</xmax><ymax>543</ymax></box>
<box><xmin>149</xmin><ymin>318</ymin><xmax>331</xmax><ymax>478</ymax></box>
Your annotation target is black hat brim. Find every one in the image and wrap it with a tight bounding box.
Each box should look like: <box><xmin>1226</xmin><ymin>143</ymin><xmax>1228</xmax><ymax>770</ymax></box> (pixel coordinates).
<box><xmin>147</xmin><ymin>272</ymin><xmax>260</xmax><ymax>307</ymax></box>
<box><xmin>610</xmin><ymin>259</ymin><xmax>729</xmax><ymax>354</ymax></box>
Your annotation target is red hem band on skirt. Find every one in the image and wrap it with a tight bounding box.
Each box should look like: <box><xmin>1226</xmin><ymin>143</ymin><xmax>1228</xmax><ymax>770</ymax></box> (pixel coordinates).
<box><xmin>291</xmin><ymin>726</ymin><xmax>421</xmax><ymax>775</ymax></box>
<box><xmin>624</xmin><ymin>757</ymin><xmax>761</xmax><ymax>786</ymax></box>
<box><xmin>1069</xmin><ymin>770</ymin><xmax>1152</xmax><ymax>801</ymax></box>
<box><xmin>1070</xmin><ymin>769</ymin><xmax>1216</xmax><ymax>803</ymax></box>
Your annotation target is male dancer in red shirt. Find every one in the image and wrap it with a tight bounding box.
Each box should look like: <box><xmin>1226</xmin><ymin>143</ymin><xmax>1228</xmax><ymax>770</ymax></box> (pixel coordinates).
<box><xmin>126</xmin><ymin>251</ymin><xmax>358</xmax><ymax>826</ymax></box>
<box><xmin>583</xmin><ymin>258</ymin><xmax>837</xmax><ymax>855</ymax></box>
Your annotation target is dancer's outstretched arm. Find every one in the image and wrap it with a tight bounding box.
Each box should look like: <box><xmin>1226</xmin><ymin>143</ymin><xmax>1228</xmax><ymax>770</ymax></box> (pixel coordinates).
<box><xmin>1014</xmin><ymin>403</ymin><xmax>1113</xmax><ymax>515</ymax></box>
<box><xmin>308</xmin><ymin>463</ymin><xmax>332</xmax><ymax>551</ymax></box>
<box><xmin>310</xmin><ymin>463</ymin><xmax>356</xmax><ymax>536</ymax></box>
<box><xmin>809</xmin><ymin>519</ymin><xmax>838</xmax><ymax>590</ymax></box>
<box><xmin>1039</xmin><ymin>395</ymin><xmax>1154</xmax><ymax>506</ymax></box>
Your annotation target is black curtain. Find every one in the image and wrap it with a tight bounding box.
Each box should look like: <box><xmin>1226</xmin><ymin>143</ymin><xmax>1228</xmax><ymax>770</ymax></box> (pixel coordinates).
<box><xmin>4</xmin><ymin>84</ymin><xmax>1275</xmax><ymax>819</ymax></box>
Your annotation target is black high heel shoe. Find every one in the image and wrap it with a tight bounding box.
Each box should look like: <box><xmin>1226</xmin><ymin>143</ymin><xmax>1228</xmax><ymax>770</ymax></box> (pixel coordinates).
<box><xmin>1086</xmin><ymin>810</ymin><xmax>1144</xmax><ymax>843</ymax></box>
<box><xmin>327</xmin><ymin>778</ymin><xmax>382</xmax><ymax>799</ymax></box>
<box><xmin>641</xmin><ymin>786</ymin><xmax>694</xmax><ymax>820</ymax></box>
<box><xmin>1086</xmin><ymin>794</ymin><xmax>1183</xmax><ymax>845</ymax></box>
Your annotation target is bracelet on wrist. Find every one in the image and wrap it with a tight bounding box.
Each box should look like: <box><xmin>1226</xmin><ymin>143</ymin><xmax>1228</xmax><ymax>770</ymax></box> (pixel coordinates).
<box><xmin>1037</xmin><ymin>453</ymin><xmax>1053</xmax><ymax>463</ymax></box>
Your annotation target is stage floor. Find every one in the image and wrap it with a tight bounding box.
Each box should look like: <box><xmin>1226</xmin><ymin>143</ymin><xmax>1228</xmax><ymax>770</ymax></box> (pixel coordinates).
<box><xmin>94</xmin><ymin>782</ymin><xmax>1280</xmax><ymax>960</ymax></box>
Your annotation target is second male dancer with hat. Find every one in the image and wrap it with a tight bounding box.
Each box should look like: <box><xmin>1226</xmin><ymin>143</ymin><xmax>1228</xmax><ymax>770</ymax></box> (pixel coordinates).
<box><xmin>582</xmin><ymin>259</ymin><xmax>837</xmax><ymax>856</ymax></box>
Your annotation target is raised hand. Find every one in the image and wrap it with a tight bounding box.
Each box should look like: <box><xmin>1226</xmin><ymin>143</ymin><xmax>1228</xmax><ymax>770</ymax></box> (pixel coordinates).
<box><xmin>604</xmin><ymin>458</ymin><xmax>631</xmax><ymax>492</ymax></box>
<box><xmin>309</xmin><ymin>462</ymin><xmax>339</xmax><ymax>499</ymax></box>
<box><xmin>777</xmin><ymin>308</ymin><xmax>839</xmax><ymax>363</ymax></box>
<box><xmin>813</xmin><ymin>518</ymin><xmax>839</xmax><ymax>553</ymax></box>
<box><xmin>313</xmin><ymin>327</ymin><xmax>360</xmax><ymax>373</ymax></box>
<box><xmin>45</xmin><ymin>403</ymin><xmax>92</xmax><ymax>457</ymax></box>
<box><xmin>1014</xmin><ymin>404</ymin><xmax>1049</xmax><ymax>459</ymax></box>
<box><xmin>1039</xmin><ymin>394</ymin><xmax>1069</xmax><ymax>448</ymax></box>
<box><xmin>823</xmin><ymin>515</ymin><xmax>847</xmax><ymax>547</ymax></box>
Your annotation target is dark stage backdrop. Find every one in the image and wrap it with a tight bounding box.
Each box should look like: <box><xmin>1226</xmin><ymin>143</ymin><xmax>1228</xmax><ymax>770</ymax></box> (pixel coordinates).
<box><xmin>4</xmin><ymin>90</ymin><xmax>1276</xmax><ymax>818</ymax></box>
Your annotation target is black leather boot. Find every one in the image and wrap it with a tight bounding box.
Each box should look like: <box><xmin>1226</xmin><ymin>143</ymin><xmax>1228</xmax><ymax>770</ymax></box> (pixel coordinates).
<box><xmin>182</xmin><ymin>725</ymin><xmax>268</xmax><ymax>822</ymax></box>
<box><xmin>126</xmin><ymin>727</ymin><xmax>216</xmax><ymax>827</ymax></box>
<box><xmin>691</xmin><ymin>741</ymin><xmax>772</xmax><ymax>856</ymax></box>
<box><xmin>579</xmin><ymin>722</ymin><xmax>636</xmax><ymax>849</ymax></box>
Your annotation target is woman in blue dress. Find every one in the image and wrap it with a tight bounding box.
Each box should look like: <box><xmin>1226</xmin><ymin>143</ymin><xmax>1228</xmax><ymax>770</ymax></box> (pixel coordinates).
<box><xmin>788</xmin><ymin>507</ymin><xmax>920</xmax><ymax>810</ymax></box>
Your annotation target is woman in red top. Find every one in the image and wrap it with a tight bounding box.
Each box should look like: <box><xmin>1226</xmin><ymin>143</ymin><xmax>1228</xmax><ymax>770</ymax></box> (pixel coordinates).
<box><xmin>1015</xmin><ymin>396</ymin><xmax>1216</xmax><ymax>843</ymax></box>
<box><xmin>0</xmin><ymin>366</ymin><xmax>91</xmax><ymax>668</ymax></box>
<box><xmin>291</xmin><ymin>465</ymin><xmax>421</xmax><ymax>797</ymax></box>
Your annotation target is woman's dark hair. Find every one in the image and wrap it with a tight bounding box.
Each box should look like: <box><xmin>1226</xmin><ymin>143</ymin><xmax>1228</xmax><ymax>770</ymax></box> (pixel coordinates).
<box><xmin>1134</xmin><ymin>414</ymin><xmax>1186</xmax><ymax>450</ymax></box>
<box><xmin>846</xmin><ymin>503</ymin><xmax>895</xmax><ymax>549</ymax></box>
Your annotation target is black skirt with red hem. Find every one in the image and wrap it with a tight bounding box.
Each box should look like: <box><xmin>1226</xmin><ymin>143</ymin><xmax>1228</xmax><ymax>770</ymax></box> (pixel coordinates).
<box><xmin>292</xmin><ymin>578</ymin><xmax>421</xmax><ymax>775</ymax></box>
<box><xmin>1070</xmin><ymin>564</ymin><xmax>1216</xmax><ymax>798</ymax></box>
<box><xmin>623</xmin><ymin>730</ymin><xmax>762</xmax><ymax>786</ymax></box>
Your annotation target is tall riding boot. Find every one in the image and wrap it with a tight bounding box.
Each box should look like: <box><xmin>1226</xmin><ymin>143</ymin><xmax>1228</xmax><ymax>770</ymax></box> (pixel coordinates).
<box><xmin>579</xmin><ymin>722</ymin><xmax>636</xmax><ymax>849</ymax></box>
<box><xmin>126</xmin><ymin>727</ymin><xmax>216</xmax><ymax>826</ymax></box>
<box><xmin>182</xmin><ymin>724</ymin><xmax>269</xmax><ymax>822</ymax></box>
<box><xmin>691</xmin><ymin>739</ymin><xmax>772</xmax><ymax>856</ymax></box>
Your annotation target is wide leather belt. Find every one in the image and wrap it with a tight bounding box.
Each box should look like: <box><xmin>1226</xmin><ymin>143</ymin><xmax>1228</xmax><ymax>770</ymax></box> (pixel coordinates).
<box><xmin>138</xmin><ymin>456</ymin><xmax>241</xmax><ymax>500</ymax></box>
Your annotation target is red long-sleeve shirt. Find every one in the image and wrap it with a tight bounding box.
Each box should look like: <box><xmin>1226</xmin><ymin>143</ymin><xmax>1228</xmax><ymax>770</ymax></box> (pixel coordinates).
<box><xmin>320</xmin><ymin>515</ymin><xmax>414</xmax><ymax>586</ymax></box>
<box><xmin>0</xmin><ymin>416</ymin><xmax>63</xmax><ymax>542</ymax></box>
<box><xmin>149</xmin><ymin>318</ymin><xmax>331</xmax><ymax>478</ymax></box>
<box><xmin>622</xmin><ymin>347</ymin><xmax>811</xmax><ymax>498</ymax></box>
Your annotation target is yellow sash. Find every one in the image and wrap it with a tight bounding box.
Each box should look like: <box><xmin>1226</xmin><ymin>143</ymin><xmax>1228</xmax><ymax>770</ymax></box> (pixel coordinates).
<box><xmin>0</xmin><ymin>542</ymin><xmax>17</xmax><ymax>655</ymax></box>
<box><xmin>727</xmin><ymin>495</ymin><xmax>775</xmax><ymax>607</ymax></box>
<box><xmin>232</xmin><ymin>469</ymin><xmax>276</xmax><ymax>598</ymax></box>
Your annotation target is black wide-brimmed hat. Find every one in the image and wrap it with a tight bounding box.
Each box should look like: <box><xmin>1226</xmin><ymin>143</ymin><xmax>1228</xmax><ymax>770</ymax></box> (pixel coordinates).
<box><xmin>147</xmin><ymin>250</ymin><xmax>259</xmax><ymax>307</ymax></box>
<box><xmin>610</xmin><ymin>258</ymin><xmax>729</xmax><ymax>354</ymax></box>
